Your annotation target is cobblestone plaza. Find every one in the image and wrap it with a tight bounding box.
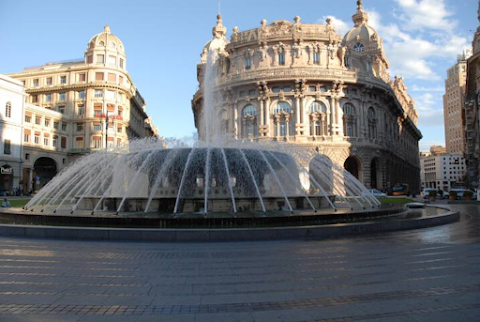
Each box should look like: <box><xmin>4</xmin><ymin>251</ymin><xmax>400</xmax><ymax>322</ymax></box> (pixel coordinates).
<box><xmin>0</xmin><ymin>204</ymin><xmax>478</xmax><ymax>322</ymax></box>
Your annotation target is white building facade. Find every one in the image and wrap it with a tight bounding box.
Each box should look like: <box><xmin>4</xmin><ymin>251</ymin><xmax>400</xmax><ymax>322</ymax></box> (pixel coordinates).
<box><xmin>0</xmin><ymin>75</ymin><xmax>25</xmax><ymax>194</ymax></box>
<box><xmin>421</xmin><ymin>153</ymin><xmax>466</xmax><ymax>192</ymax></box>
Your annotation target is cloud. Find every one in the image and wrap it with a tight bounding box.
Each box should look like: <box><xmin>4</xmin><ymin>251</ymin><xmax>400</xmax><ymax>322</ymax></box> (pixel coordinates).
<box><xmin>395</xmin><ymin>0</ymin><xmax>457</xmax><ymax>32</ymax></box>
<box><xmin>415</xmin><ymin>93</ymin><xmax>445</xmax><ymax>127</ymax></box>
<box><xmin>411</xmin><ymin>85</ymin><xmax>444</xmax><ymax>92</ymax></box>
<box><xmin>319</xmin><ymin>15</ymin><xmax>348</xmax><ymax>35</ymax></box>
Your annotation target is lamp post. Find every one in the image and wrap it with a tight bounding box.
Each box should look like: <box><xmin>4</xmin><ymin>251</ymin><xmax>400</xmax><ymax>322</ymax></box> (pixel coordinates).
<box><xmin>105</xmin><ymin>112</ymin><xmax>109</xmax><ymax>151</ymax></box>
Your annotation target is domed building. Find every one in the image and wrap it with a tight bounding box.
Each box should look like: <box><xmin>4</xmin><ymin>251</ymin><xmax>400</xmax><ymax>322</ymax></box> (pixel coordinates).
<box><xmin>8</xmin><ymin>25</ymin><xmax>158</xmax><ymax>193</ymax></box>
<box><xmin>192</xmin><ymin>1</ymin><xmax>422</xmax><ymax>193</ymax></box>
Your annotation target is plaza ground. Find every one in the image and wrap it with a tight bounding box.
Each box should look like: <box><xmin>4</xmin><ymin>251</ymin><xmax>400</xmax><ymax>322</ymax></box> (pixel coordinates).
<box><xmin>0</xmin><ymin>204</ymin><xmax>478</xmax><ymax>321</ymax></box>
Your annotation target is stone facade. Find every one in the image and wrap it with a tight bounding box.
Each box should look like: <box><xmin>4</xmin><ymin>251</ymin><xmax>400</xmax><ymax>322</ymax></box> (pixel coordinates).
<box><xmin>192</xmin><ymin>2</ymin><xmax>422</xmax><ymax>193</ymax></box>
<box><xmin>6</xmin><ymin>25</ymin><xmax>159</xmax><ymax>193</ymax></box>
<box><xmin>0</xmin><ymin>75</ymin><xmax>25</xmax><ymax>194</ymax></box>
<box><xmin>444</xmin><ymin>50</ymin><xmax>471</xmax><ymax>155</ymax></box>
<box><xmin>464</xmin><ymin>1</ymin><xmax>480</xmax><ymax>189</ymax></box>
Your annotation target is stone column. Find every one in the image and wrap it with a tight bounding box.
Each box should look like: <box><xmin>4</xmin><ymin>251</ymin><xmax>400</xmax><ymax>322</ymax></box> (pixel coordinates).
<box><xmin>233</xmin><ymin>104</ymin><xmax>239</xmax><ymax>139</ymax></box>
<box><xmin>260</xmin><ymin>99</ymin><xmax>264</xmax><ymax>126</ymax></box>
<box><xmin>329</xmin><ymin>96</ymin><xmax>337</xmax><ymax>135</ymax></box>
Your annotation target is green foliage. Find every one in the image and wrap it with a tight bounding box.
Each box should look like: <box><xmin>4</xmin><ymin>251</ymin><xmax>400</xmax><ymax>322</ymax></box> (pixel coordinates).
<box><xmin>379</xmin><ymin>198</ymin><xmax>414</xmax><ymax>204</ymax></box>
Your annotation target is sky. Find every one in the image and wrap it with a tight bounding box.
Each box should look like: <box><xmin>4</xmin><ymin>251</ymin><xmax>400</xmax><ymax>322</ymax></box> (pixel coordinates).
<box><xmin>0</xmin><ymin>0</ymin><xmax>477</xmax><ymax>151</ymax></box>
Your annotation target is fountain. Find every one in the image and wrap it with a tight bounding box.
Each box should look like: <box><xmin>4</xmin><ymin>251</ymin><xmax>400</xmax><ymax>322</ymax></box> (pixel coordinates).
<box><xmin>23</xmin><ymin>14</ymin><xmax>383</xmax><ymax>219</ymax></box>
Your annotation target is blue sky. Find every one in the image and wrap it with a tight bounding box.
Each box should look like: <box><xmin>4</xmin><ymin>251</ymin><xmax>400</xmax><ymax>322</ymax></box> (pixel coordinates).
<box><xmin>0</xmin><ymin>0</ymin><xmax>477</xmax><ymax>151</ymax></box>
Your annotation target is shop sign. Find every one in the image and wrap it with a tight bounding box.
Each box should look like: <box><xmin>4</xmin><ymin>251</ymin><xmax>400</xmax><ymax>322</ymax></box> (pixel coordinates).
<box><xmin>0</xmin><ymin>167</ymin><xmax>12</xmax><ymax>175</ymax></box>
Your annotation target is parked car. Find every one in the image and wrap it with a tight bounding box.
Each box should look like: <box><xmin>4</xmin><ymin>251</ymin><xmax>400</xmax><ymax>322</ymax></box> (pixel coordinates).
<box><xmin>364</xmin><ymin>189</ymin><xmax>387</xmax><ymax>199</ymax></box>
<box><xmin>421</xmin><ymin>188</ymin><xmax>438</xmax><ymax>199</ymax></box>
<box><xmin>449</xmin><ymin>189</ymin><xmax>475</xmax><ymax>200</ymax></box>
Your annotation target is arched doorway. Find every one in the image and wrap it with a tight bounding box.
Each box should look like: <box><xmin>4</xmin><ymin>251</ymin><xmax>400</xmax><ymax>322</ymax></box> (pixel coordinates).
<box><xmin>370</xmin><ymin>158</ymin><xmax>381</xmax><ymax>189</ymax></box>
<box><xmin>33</xmin><ymin>158</ymin><xmax>57</xmax><ymax>191</ymax></box>
<box><xmin>0</xmin><ymin>165</ymin><xmax>13</xmax><ymax>194</ymax></box>
<box><xmin>344</xmin><ymin>156</ymin><xmax>361</xmax><ymax>180</ymax></box>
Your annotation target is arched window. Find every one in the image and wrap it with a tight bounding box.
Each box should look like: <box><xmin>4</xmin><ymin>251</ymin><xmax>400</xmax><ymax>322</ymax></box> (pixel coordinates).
<box><xmin>274</xmin><ymin>101</ymin><xmax>291</xmax><ymax>114</ymax></box>
<box><xmin>242</xmin><ymin>105</ymin><xmax>257</xmax><ymax>138</ymax></box>
<box><xmin>99</xmin><ymin>41</ymin><xmax>105</xmax><ymax>46</ymax></box>
<box><xmin>354</xmin><ymin>42</ymin><xmax>364</xmax><ymax>52</ymax></box>
<box><xmin>5</xmin><ymin>102</ymin><xmax>12</xmax><ymax>118</ymax></box>
<box><xmin>242</xmin><ymin>105</ymin><xmax>257</xmax><ymax>117</ymax></box>
<box><xmin>309</xmin><ymin>101</ymin><xmax>327</xmax><ymax>114</ymax></box>
<box><xmin>109</xmin><ymin>42</ymin><xmax>116</xmax><ymax>48</ymax></box>
<box><xmin>343</xmin><ymin>103</ymin><xmax>357</xmax><ymax>137</ymax></box>
<box><xmin>367</xmin><ymin>107</ymin><xmax>377</xmax><ymax>139</ymax></box>
<box><xmin>273</xmin><ymin>102</ymin><xmax>294</xmax><ymax>137</ymax></box>
<box><xmin>309</xmin><ymin>101</ymin><xmax>328</xmax><ymax>136</ymax></box>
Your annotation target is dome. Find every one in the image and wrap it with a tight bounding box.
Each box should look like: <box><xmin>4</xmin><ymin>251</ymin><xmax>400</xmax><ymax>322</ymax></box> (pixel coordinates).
<box><xmin>87</xmin><ymin>25</ymin><xmax>125</xmax><ymax>52</ymax></box>
<box><xmin>342</xmin><ymin>23</ymin><xmax>378</xmax><ymax>45</ymax></box>
<box><xmin>342</xmin><ymin>0</ymin><xmax>378</xmax><ymax>45</ymax></box>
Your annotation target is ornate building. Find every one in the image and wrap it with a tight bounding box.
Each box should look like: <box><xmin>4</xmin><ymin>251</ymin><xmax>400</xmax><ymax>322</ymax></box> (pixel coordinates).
<box><xmin>464</xmin><ymin>1</ymin><xmax>480</xmax><ymax>189</ymax></box>
<box><xmin>7</xmin><ymin>25</ymin><xmax>158</xmax><ymax>193</ymax></box>
<box><xmin>192</xmin><ymin>1</ymin><xmax>422</xmax><ymax>192</ymax></box>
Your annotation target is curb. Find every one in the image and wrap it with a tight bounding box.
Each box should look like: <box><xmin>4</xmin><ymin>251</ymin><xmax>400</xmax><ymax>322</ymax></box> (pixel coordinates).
<box><xmin>0</xmin><ymin>208</ymin><xmax>460</xmax><ymax>242</ymax></box>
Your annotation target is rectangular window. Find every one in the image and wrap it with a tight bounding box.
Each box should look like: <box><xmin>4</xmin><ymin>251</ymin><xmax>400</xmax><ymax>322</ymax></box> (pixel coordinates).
<box><xmin>119</xmin><ymin>76</ymin><xmax>123</xmax><ymax>85</ymax></box>
<box><xmin>87</xmin><ymin>55</ymin><xmax>93</xmax><ymax>64</ymax></box>
<box><xmin>33</xmin><ymin>79</ymin><xmax>39</xmax><ymax>87</ymax></box>
<box><xmin>119</xmin><ymin>58</ymin><xmax>124</xmax><ymax>68</ymax></box>
<box><xmin>93</xmin><ymin>137</ymin><xmax>102</xmax><ymax>149</ymax></box>
<box><xmin>52</xmin><ymin>136</ymin><xmax>58</xmax><ymax>148</ymax></box>
<box><xmin>24</xmin><ymin>133</ymin><xmax>30</xmax><ymax>142</ymax></box>
<box><xmin>118</xmin><ymin>93</ymin><xmax>124</xmax><ymax>102</ymax></box>
<box><xmin>45</xmin><ymin>94</ymin><xmax>52</xmax><ymax>102</ymax></box>
<box><xmin>94</xmin><ymin>103</ymin><xmax>103</xmax><ymax>117</ymax></box>
<box><xmin>96</xmin><ymin>54</ymin><xmax>104</xmax><ymax>64</ymax></box>
<box><xmin>309</xmin><ymin>86</ymin><xmax>316</xmax><ymax>92</ymax></box>
<box><xmin>246</xmin><ymin>57</ymin><xmax>251</xmax><ymax>70</ymax></box>
<box><xmin>79</xmin><ymin>73</ymin><xmax>86</xmax><ymax>82</ymax></box>
<box><xmin>76</xmin><ymin>123</ymin><xmax>84</xmax><ymax>132</ymax></box>
<box><xmin>35</xmin><ymin>116</ymin><xmax>41</xmax><ymax>125</ymax></box>
<box><xmin>44</xmin><ymin>137</ymin><xmax>49</xmax><ymax>146</ymax></box>
<box><xmin>25</xmin><ymin>153</ymin><xmax>30</xmax><ymax>160</ymax></box>
<box><xmin>313</xmin><ymin>52</ymin><xmax>319</xmax><ymax>64</ymax></box>
<box><xmin>75</xmin><ymin>137</ymin><xmax>84</xmax><ymax>149</ymax></box>
<box><xmin>54</xmin><ymin>121</ymin><xmax>59</xmax><ymax>129</ymax></box>
<box><xmin>4</xmin><ymin>140</ymin><xmax>11</xmax><ymax>155</ymax></box>
<box><xmin>279</xmin><ymin>52</ymin><xmax>285</xmax><ymax>65</ymax></box>
<box><xmin>59</xmin><ymin>92</ymin><xmax>66</xmax><ymax>101</ymax></box>
<box><xmin>59</xmin><ymin>76</ymin><xmax>67</xmax><ymax>84</ymax></box>
<box><xmin>108</xmin><ymin>55</ymin><xmax>116</xmax><ymax>66</ymax></box>
<box><xmin>58</xmin><ymin>106</ymin><xmax>65</xmax><ymax>114</ymax></box>
<box><xmin>106</xmin><ymin>90</ymin><xmax>115</xmax><ymax>100</ymax></box>
<box><xmin>94</xmin><ymin>89</ymin><xmax>103</xmax><ymax>97</ymax></box>
<box><xmin>61</xmin><ymin>137</ymin><xmax>67</xmax><ymax>149</ymax></box>
<box><xmin>77</xmin><ymin>104</ymin><xmax>85</xmax><ymax>116</ymax></box>
<box><xmin>117</xmin><ymin>125</ymin><xmax>122</xmax><ymax>133</ymax></box>
<box><xmin>44</xmin><ymin>118</ymin><xmax>50</xmax><ymax>127</ymax></box>
<box><xmin>61</xmin><ymin>123</ymin><xmax>67</xmax><ymax>131</ymax></box>
<box><xmin>95</xmin><ymin>72</ymin><xmax>104</xmax><ymax>81</ymax></box>
<box><xmin>108</xmin><ymin>73</ymin><xmax>116</xmax><ymax>82</ymax></box>
<box><xmin>25</xmin><ymin>115</ymin><xmax>31</xmax><ymax>123</ymax></box>
<box><xmin>46</xmin><ymin>77</ymin><xmax>52</xmax><ymax>86</ymax></box>
<box><xmin>93</xmin><ymin>124</ymin><xmax>102</xmax><ymax>131</ymax></box>
<box><xmin>78</xmin><ymin>90</ymin><xmax>85</xmax><ymax>99</ymax></box>
<box><xmin>31</xmin><ymin>95</ymin><xmax>38</xmax><ymax>103</ymax></box>
<box><xmin>34</xmin><ymin>134</ymin><xmax>40</xmax><ymax>144</ymax></box>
